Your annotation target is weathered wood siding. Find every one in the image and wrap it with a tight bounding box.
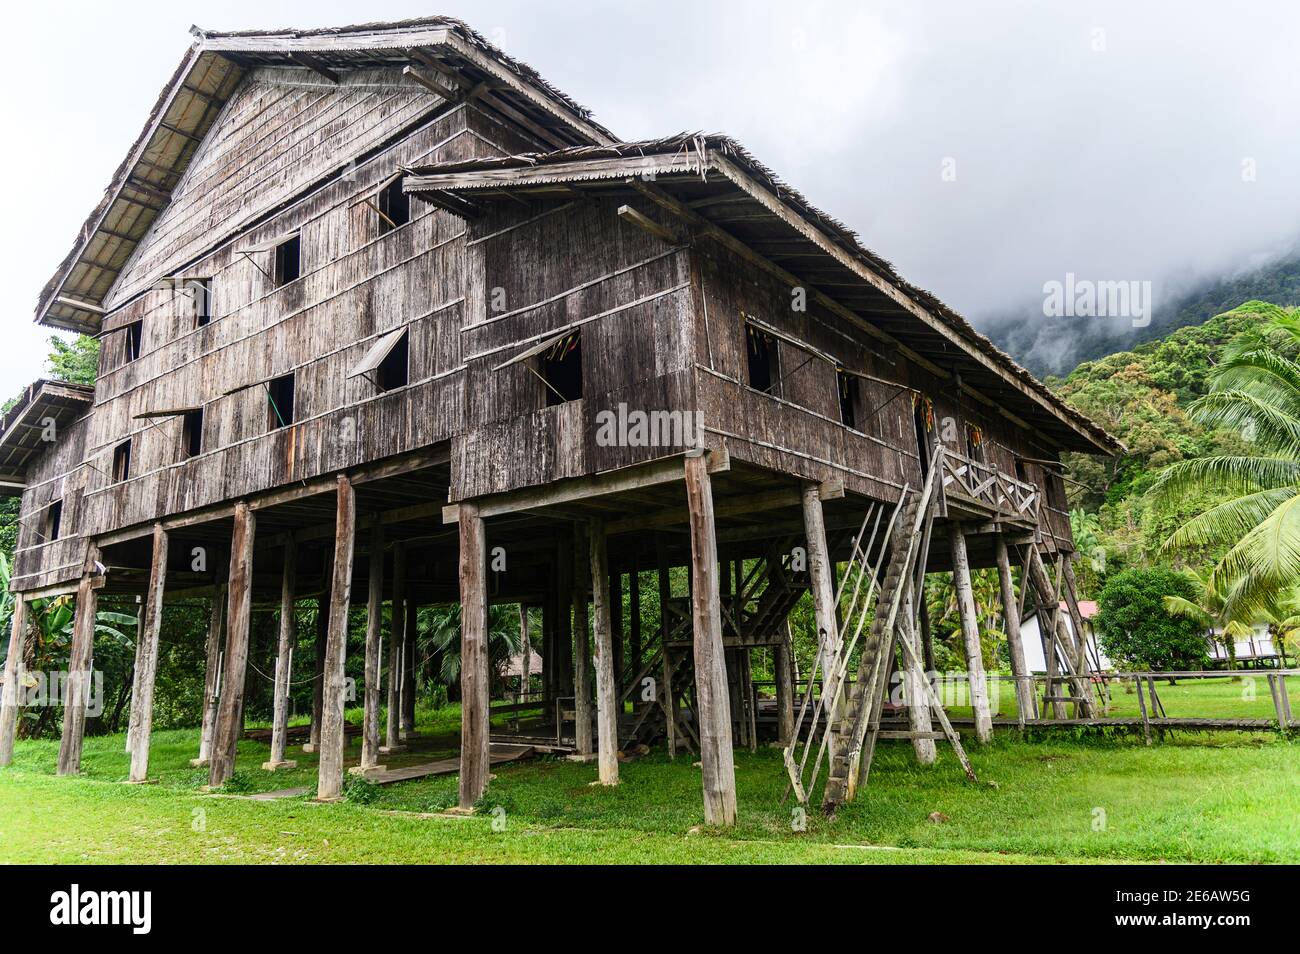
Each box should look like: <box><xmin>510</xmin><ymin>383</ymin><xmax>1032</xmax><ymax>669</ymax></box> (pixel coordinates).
<box><xmin>451</xmin><ymin>195</ymin><xmax>696</xmax><ymax>499</ymax></box>
<box><xmin>11</xmin><ymin>414</ymin><xmax>91</xmax><ymax>592</ymax></box>
<box><xmin>11</xmin><ymin>68</ymin><xmax>544</xmax><ymax>590</ymax></box>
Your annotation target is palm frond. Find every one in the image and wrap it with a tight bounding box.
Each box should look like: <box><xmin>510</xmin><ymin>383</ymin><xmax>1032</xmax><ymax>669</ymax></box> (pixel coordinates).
<box><xmin>1163</xmin><ymin>487</ymin><xmax>1297</xmax><ymax>553</ymax></box>
<box><xmin>1149</xmin><ymin>455</ymin><xmax>1300</xmax><ymax>505</ymax></box>
<box><xmin>1187</xmin><ymin>390</ymin><xmax>1300</xmax><ymax>456</ymax></box>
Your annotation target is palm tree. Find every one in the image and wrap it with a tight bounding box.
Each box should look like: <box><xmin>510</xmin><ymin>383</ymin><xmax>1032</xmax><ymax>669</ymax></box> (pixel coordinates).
<box><xmin>1162</xmin><ymin>568</ymin><xmax>1250</xmax><ymax>671</ymax></box>
<box><xmin>1151</xmin><ymin>305</ymin><xmax>1300</xmax><ymax>620</ymax></box>
<box><xmin>421</xmin><ymin>604</ymin><xmax>524</xmax><ymax>699</ymax></box>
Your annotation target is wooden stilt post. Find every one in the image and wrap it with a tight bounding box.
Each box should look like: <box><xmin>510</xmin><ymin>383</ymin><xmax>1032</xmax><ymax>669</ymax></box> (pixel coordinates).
<box><xmin>317</xmin><ymin>477</ymin><xmax>356</xmax><ymax>801</ymax></box>
<box><xmin>518</xmin><ymin>604</ymin><xmax>531</xmax><ymax>701</ymax></box>
<box><xmin>629</xmin><ymin>561</ymin><xmax>641</xmax><ymax>707</ymax></box>
<box><xmin>193</xmin><ymin>577</ymin><xmax>226</xmax><ymax>767</ymax></box>
<box><xmin>556</xmin><ymin>530</ymin><xmax>574</xmax><ymax>698</ymax></box>
<box><xmin>359</xmin><ymin>522</ymin><xmax>386</xmax><ymax>772</ymax></box>
<box><xmin>657</xmin><ymin>534</ymin><xmax>677</xmax><ymax>758</ymax></box>
<box><xmin>209</xmin><ymin>504</ymin><xmax>254</xmax><ymax>787</ymax></box>
<box><xmin>995</xmin><ymin>533</ymin><xmax>1034</xmax><ymax>725</ymax></box>
<box><xmin>127</xmin><ymin>524</ymin><xmax>169</xmax><ymax>782</ymax></box>
<box><xmin>401</xmin><ymin>595</ymin><xmax>417</xmax><ymax>736</ymax></box>
<box><xmin>802</xmin><ymin>484</ymin><xmax>842</xmax><ymax>756</ymax></box>
<box><xmin>776</xmin><ymin>621</ymin><xmax>795</xmax><ymax>746</ymax></box>
<box><xmin>265</xmin><ymin>537</ymin><xmax>298</xmax><ymax>770</ymax></box>
<box><xmin>611</xmin><ymin>571</ymin><xmax>623</xmax><ymax>698</ymax></box>
<box><xmin>57</xmin><ymin>547</ymin><xmax>100</xmax><ymax>776</ymax></box>
<box><xmin>458</xmin><ymin>501</ymin><xmax>490</xmax><ymax>810</ymax></box>
<box><xmin>900</xmin><ymin>583</ymin><xmax>937</xmax><ymax>764</ymax></box>
<box><xmin>919</xmin><ymin>597</ymin><xmax>935</xmax><ymax>674</ymax></box>
<box><xmin>0</xmin><ymin>597</ymin><xmax>30</xmax><ymax>766</ymax></box>
<box><xmin>949</xmin><ymin>522</ymin><xmax>993</xmax><ymax>743</ymax></box>
<box><xmin>589</xmin><ymin>518</ymin><xmax>619</xmax><ymax>784</ymax></box>
<box><xmin>385</xmin><ymin>545</ymin><xmax>406</xmax><ymax>753</ymax></box>
<box><xmin>685</xmin><ymin>452</ymin><xmax>737</xmax><ymax>826</ymax></box>
<box><xmin>305</xmin><ymin>544</ymin><xmax>331</xmax><ymax>753</ymax></box>
<box><xmin>573</xmin><ymin>526</ymin><xmax>593</xmax><ymax>757</ymax></box>
<box><xmin>125</xmin><ymin>597</ymin><xmax>144</xmax><ymax>755</ymax></box>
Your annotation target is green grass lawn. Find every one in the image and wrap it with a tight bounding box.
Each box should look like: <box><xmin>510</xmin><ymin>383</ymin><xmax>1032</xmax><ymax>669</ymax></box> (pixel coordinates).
<box><xmin>1</xmin><ymin>694</ymin><xmax>1296</xmax><ymax>864</ymax></box>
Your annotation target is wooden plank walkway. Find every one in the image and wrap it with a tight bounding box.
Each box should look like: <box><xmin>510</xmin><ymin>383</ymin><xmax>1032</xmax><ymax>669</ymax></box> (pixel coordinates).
<box><xmin>911</xmin><ymin>717</ymin><xmax>1294</xmax><ymax>731</ymax></box>
<box><xmin>360</xmin><ymin>744</ymin><xmax>534</xmax><ymax>785</ymax></box>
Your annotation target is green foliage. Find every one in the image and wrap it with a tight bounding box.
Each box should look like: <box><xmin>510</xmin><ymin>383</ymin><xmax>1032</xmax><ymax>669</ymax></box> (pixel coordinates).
<box><xmin>44</xmin><ymin>335</ymin><xmax>100</xmax><ymax>386</ymax></box>
<box><xmin>343</xmin><ymin>774</ymin><xmax>382</xmax><ymax>804</ymax></box>
<box><xmin>1095</xmin><ymin>567</ymin><xmax>1209</xmax><ymax>671</ymax></box>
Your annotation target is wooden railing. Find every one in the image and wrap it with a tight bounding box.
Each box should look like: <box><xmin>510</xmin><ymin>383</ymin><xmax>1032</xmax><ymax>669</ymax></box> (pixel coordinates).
<box><xmin>937</xmin><ymin>448</ymin><xmax>1038</xmax><ymax>519</ymax></box>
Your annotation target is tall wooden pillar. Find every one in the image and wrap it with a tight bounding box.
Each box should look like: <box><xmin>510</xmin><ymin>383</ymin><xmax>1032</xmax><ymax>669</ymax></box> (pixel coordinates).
<box><xmin>194</xmin><ymin>578</ymin><xmax>226</xmax><ymax>766</ymax></box>
<box><xmin>385</xmin><ymin>544</ymin><xmax>406</xmax><ymax>751</ymax></box>
<box><xmin>518</xmin><ymin>604</ymin><xmax>532</xmax><ymax>700</ymax></box>
<box><xmin>57</xmin><ymin>547</ymin><xmax>101</xmax><ymax>776</ymax></box>
<box><xmin>0</xmin><ymin>598</ymin><xmax>30</xmax><ymax>766</ymax></box>
<box><xmin>266</xmin><ymin>537</ymin><xmax>298</xmax><ymax>770</ymax></box>
<box><xmin>458</xmin><ymin>501</ymin><xmax>490</xmax><ymax>810</ymax></box>
<box><xmin>209</xmin><ymin>504</ymin><xmax>255</xmax><ymax>786</ymax></box>
<box><xmin>401</xmin><ymin>595</ymin><xmax>417</xmax><ymax>736</ymax></box>
<box><xmin>556</xmin><ymin>531</ymin><xmax>574</xmax><ymax>698</ymax></box>
<box><xmin>127</xmin><ymin>524</ymin><xmax>169</xmax><ymax>782</ymax></box>
<box><xmin>948</xmin><ymin>523</ymin><xmax>992</xmax><ymax>743</ymax></box>
<box><xmin>589</xmin><ymin>519</ymin><xmax>619</xmax><ymax>784</ymax></box>
<box><xmin>775</xmin><ymin>622</ymin><xmax>795</xmax><ymax>746</ymax></box>
<box><xmin>317</xmin><ymin>477</ymin><xmax>357</xmax><ymax>801</ymax></box>
<box><xmin>656</xmin><ymin>534</ymin><xmax>676</xmax><ymax>757</ymax></box>
<box><xmin>900</xmin><ymin>584</ymin><xmax>937</xmax><ymax>764</ymax></box>
<box><xmin>573</xmin><ymin>526</ymin><xmax>593</xmax><ymax>756</ymax></box>
<box><xmin>305</xmin><ymin>544</ymin><xmax>332</xmax><ymax>753</ymax></box>
<box><xmin>994</xmin><ymin>533</ymin><xmax>1034</xmax><ymax>724</ymax></box>
<box><xmin>629</xmin><ymin>563</ymin><xmax>641</xmax><ymax>706</ymax></box>
<box><xmin>610</xmin><ymin>571</ymin><xmax>624</xmax><ymax>697</ymax></box>
<box><xmin>802</xmin><ymin>485</ymin><xmax>841</xmax><ymax>750</ymax></box>
<box><xmin>685</xmin><ymin>453</ymin><xmax>736</xmax><ymax>826</ymax></box>
<box><xmin>359</xmin><ymin>523</ymin><xmax>386</xmax><ymax>771</ymax></box>
<box><xmin>125</xmin><ymin>597</ymin><xmax>144</xmax><ymax>755</ymax></box>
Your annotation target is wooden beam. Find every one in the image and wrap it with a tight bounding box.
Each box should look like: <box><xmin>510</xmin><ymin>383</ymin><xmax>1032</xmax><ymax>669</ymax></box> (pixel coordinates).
<box><xmin>949</xmin><ymin>523</ymin><xmax>992</xmax><ymax>743</ymax></box>
<box><xmin>305</xmin><ymin>545</ymin><xmax>331</xmax><ymax>753</ymax></box>
<box><xmin>290</xmin><ymin>51</ymin><xmax>340</xmax><ymax>83</ymax></box>
<box><xmin>400</xmin><ymin>591</ymin><xmax>417</xmax><ymax>737</ymax></box>
<box><xmin>775</xmin><ymin>622</ymin><xmax>795</xmax><ymax>746</ymax></box>
<box><xmin>54</xmin><ymin>295</ymin><xmax>106</xmax><ymax>315</ymax></box>
<box><xmin>209</xmin><ymin>504</ymin><xmax>254</xmax><ymax>786</ymax></box>
<box><xmin>617</xmin><ymin>204</ymin><xmax>678</xmax><ymax>244</ymax></box>
<box><xmin>684</xmin><ymin>453</ymin><xmax>737</xmax><ymax>826</ymax></box>
<box><xmin>0</xmin><ymin>598</ymin><xmax>29</xmax><ymax>765</ymax></box>
<box><xmin>127</xmin><ymin>524</ymin><xmax>168</xmax><ymax>782</ymax></box>
<box><xmin>57</xmin><ymin>546</ymin><xmax>100</xmax><ymax>776</ymax></box>
<box><xmin>359</xmin><ymin>522</ymin><xmax>385</xmax><ymax>771</ymax></box>
<box><xmin>589</xmin><ymin>518</ymin><xmax>619</xmax><ymax>785</ymax></box>
<box><xmin>458</xmin><ymin>501</ymin><xmax>490</xmax><ymax>810</ymax></box>
<box><xmin>657</xmin><ymin>535</ymin><xmax>676</xmax><ymax>758</ymax></box>
<box><xmin>573</xmin><ymin>526</ymin><xmax>593</xmax><ymax>757</ymax></box>
<box><xmin>265</xmin><ymin>536</ymin><xmax>297</xmax><ymax>770</ymax></box>
<box><xmin>442</xmin><ymin>450</ymin><xmax>729</xmax><ymax>524</ymax></box>
<box><xmin>802</xmin><ymin>485</ymin><xmax>841</xmax><ymax>725</ymax></box>
<box><xmin>317</xmin><ymin>477</ymin><xmax>356</xmax><ymax>801</ymax></box>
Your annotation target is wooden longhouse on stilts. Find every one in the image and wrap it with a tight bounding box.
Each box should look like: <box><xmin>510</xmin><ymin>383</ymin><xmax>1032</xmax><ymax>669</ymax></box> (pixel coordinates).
<box><xmin>0</xmin><ymin>17</ymin><xmax>1120</xmax><ymax>822</ymax></box>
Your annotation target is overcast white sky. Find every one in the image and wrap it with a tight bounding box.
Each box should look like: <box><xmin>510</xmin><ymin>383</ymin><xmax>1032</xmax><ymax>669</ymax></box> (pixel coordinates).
<box><xmin>3</xmin><ymin>0</ymin><xmax>1299</xmax><ymax>393</ymax></box>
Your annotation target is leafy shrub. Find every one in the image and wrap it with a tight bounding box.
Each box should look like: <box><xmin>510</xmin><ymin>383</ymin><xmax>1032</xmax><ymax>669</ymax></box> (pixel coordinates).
<box><xmin>1095</xmin><ymin>567</ymin><xmax>1208</xmax><ymax>671</ymax></box>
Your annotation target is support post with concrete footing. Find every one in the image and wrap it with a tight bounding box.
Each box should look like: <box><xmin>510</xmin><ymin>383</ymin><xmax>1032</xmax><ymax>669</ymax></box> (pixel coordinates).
<box><xmin>589</xmin><ymin>518</ymin><xmax>619</xmax><ymax>785</ymax></box>
<box><xmin>995</xmin><ymin>532</ymin><xmax>1034</xmax><ymax>725</ymax></box>
<box><xmin>57</xmin><ymin>546</ymin><xmax>100</xmax><ymax>776</ymax></box>
<box><xmin>685</xmin><ymin>452</ymin><xmax>736</xmax><ymax>826</ymax></box>
<box><xmin>458</xmin><ymin>501</ymin><xmax>489</xmax><ymax>810</ymax></box>
<box><xmin>305</xmin><ymin>544</ymin><xmax>331</xmax><ymax>753</ymax></box>
<box><xmin>359</xmin><ymin>522</ymin><xmax>386</xmax><ymax>772</ymax></box>
<box><xmin>209</xmin><ymin>503</ymin><xmax>254</xmax><ymax>786</ymax></box>
<box><xmin>265</xmin><ymin>536</ymin><xmax>298</xmax><ymax>770</ymax></box>
<box><xmin>949</xmin><ymin>522</ymin><xmax>993</xmax><ymax>744</ymax></box>
<box><xmin>127</xmin><ymin>524</ymin><xmax>168</xmax><ymax>782</ymax></box>
<box><xmin>384</xmin><ymin>545</ymin><xmax>406</xmax><ymax>753</ymax></box>
<box><xmin>656</xmin><ymin>534</ymin><xmax>677</xmax><ymax>758</ymax></box>
<box><xmin>572</xmin><ymin>526</ymin><xmax>593</xmax><ymax>757</ymax></box>
<box><xmin>317</xmin><ymin>476</ymin><xmax>356</xmax><ymax>801</ymax></box>
<box><xmin>0</xmin><ymin>598</ymin><xmax>30</xmax><ymax>766</ymax></box>
<box><xmin>194</xmin><ymin>576</ymin><xmax>226</xmax><ymax>767</ymax></box>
